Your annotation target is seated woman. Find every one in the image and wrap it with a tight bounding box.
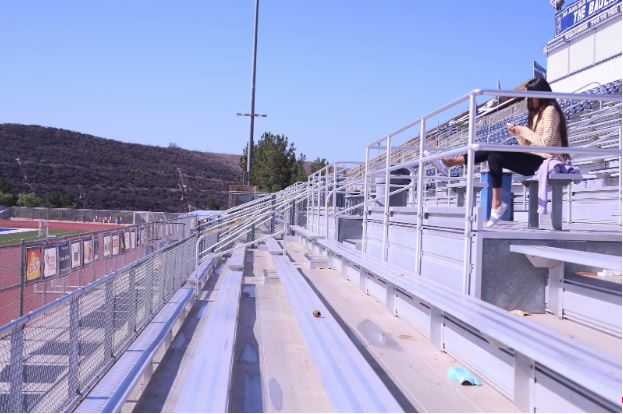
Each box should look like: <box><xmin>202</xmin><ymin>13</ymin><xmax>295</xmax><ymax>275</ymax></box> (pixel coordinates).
<box><xmin>428</xmin><ymin>77</ymin><xmax>569</xmax><ymax>227</ymax></box>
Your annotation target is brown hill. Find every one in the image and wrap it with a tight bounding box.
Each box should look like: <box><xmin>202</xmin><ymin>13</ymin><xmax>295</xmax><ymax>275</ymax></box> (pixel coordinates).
<box><xmin>0</xmin><ymin>124</ymin><xmax>241</xmax><ymax>212</ymax></box>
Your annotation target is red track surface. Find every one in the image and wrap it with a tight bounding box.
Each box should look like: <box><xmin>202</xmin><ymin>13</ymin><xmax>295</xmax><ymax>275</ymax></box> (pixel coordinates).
<box><xmin>0</xmin><ymin>219</ymin><xmax>122</xmax><ymax>231</ymax></box>
<box><xmin>0</xmin><ymin>219</ymin><xmax>141</xmax><ymax>325</ymax></box>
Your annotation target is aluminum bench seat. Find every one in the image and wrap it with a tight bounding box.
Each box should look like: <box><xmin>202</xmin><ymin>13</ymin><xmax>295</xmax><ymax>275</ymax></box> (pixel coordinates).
<box><xmin>227</xmin><ymin>244</ymin><xmax>246</xmax><ymax>271</ymax></box>
<box><xmin>310</xmin><ymin>239</ymin><xmax>620</xmax><ymax>411</ymax></box>
<box><xmin>187</xmin><ymin>254</ymin><xmax>218</xmax><ymax>290</ymax></box>
<box><xmin>510</xmin><ymin>244</ymin><xmax>621</xmax><ymax>335</ymax></box>
<box><xmin>446</xmin><ymin>181</ymin><xmax>487</xmax><ymax>207</ymax></box>
<box><xmin>517</xmin><ymin>172</ymin><xmax>583</xmax><ymax>230</ymax></box>
<box><xmin>270</xmin><ymin>254</ymin><xmax>403</xmax><ymax>412</ymax></box>
<box><xmin>290</xmin><ymin>225</ymin><xmax>323</xmax><ymax>241</ymax></box>
<box><xmin>510</xmin><ymin>245</ymin><xmax>621</xmax><ymax>272</ymax></box>
<box><xmin>316</xmin><ymin>238</ymin><xmax>416</xmax><ymax>298</ymax></box>
<box><xmin>172</xmin><ymin>270</ymin><xmax>243</xmax><ymax>413</ymax></box>
<box><xmin>264</xmin><ymin>237</ymin><xmax>283</xmax><ymax>255</ymax></box>
<box><xmin>75</xmin><ymin>288</ymin><xmax>194</xmax><ymax>413</ymax></box>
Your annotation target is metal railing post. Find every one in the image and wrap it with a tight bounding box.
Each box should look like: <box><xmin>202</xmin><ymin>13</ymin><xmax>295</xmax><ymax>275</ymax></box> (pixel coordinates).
<box><xmin>619</xmin><ymin>127</ymin><xmax>622</xmax><ymax>226</ymax></box>
<box><xmin>129</xmin><ymin>268</ymin><xmax>137</xmax><ymax>332</ymax></box>
<box><xmin>462</xmin><ymin>92</ymin><xmax>478</xmax><ymax>295</ymax></box>
<box><xmin>270</xmin><ymin>194</ymin><xmax>276</xmax><ymax>234</ymax></box>
<box><xmin>68</xmin><ymin>297</ymin><xmax>80</xmax><ymax>396</ymax></box>
<box><xmin>415</xmin><ymin>119</ymin><xmax>426</xmax><ymax>275</ymax></box>
<box><xmin>333</xmin><ymin>164</ymin><xmax>338</xmax><ymax>240</ymax></box>
<box><xmin>362</xmin><ymin>146</ymin><xmax>370</xmax><ymax>253</ymax></box>
<box><xmin>104</xmin><ymin>280</ymin><xmax>114</xmax><ymax>357</ymax></box>
<box><xmin>8</xmin><ymin>324</ymin><xmax>24</xmax><ymax>412</ymax></box>
<box><xmin>382</xmin><ymin>137</ymin><xmax>392</xmax><ymax>261</ymax></box>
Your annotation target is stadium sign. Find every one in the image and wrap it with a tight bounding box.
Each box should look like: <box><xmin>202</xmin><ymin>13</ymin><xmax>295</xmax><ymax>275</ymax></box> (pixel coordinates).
<box><xmin>548</xmin><ymin>0</ymin><xmax>621</xmax><ymax>50</ymax></box>
<box><xmin>554</xmin><ymin>0</ymin><xmax>621</xmax><ymax>36</ymax></box>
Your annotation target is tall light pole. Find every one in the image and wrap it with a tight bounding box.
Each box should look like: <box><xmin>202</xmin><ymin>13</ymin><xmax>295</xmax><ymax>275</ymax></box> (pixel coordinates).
<box><xmin>246</xmin><ymin>0</ymin><xmax>260</xmax><ymax>185</ymax></box>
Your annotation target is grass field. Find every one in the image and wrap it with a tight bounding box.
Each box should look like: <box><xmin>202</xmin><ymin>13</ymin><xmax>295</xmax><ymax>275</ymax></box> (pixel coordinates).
<box><xmin>0</xmin><ymin>229</ymin><xmax>81</xmax><ymax>247</ymax></box>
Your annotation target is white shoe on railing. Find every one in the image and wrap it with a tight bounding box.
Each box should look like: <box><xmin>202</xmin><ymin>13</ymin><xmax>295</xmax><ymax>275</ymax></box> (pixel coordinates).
<box><xmin>423</xmin><ymin>150</ymin><xmax>449</xmax><ymax>174</ymax></box>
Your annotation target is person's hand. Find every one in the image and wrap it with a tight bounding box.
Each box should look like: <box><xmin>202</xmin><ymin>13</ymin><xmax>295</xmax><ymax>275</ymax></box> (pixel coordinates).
<box><xmin>506</xmin><ymin>123</ymin><xmax>518</xmax><ymax>136</ymax></box>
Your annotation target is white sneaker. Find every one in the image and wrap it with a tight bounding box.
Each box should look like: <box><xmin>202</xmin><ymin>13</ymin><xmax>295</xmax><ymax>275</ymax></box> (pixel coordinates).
<box><xmin>423</xmin><ymin>150</ymin><xmax>448</xmax><ymax>174</ymax></box>
<box><xmin>485</xmin><ymin>201</ymin><xmax>508</xmax><ymax>228</ymax></box>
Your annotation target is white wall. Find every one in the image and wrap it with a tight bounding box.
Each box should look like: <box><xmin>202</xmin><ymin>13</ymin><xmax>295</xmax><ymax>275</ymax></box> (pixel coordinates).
<box><xmin>547</xmin><ymin>17</ymin><xmax>622</xmax><ymax>92</ymax></box>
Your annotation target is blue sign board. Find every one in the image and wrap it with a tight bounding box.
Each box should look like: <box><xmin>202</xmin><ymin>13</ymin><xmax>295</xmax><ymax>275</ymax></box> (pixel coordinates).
<box><xmin>555</xmin><ymin>0</ymin><xmax>621</xmax><ymax>36</ymax></box>
<box><xmin>533</xmin><ymin>61</ymin><xmax>547</xmax><ymax>79</ymax></box>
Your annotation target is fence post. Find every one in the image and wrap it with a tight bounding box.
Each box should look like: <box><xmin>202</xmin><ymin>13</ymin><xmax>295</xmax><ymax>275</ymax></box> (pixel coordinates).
<box><xmin>147</xmin><ymin>256</ymin><xmax>156</xmax><ymax>314</ymax></box>
<box><xmin>129</xmin><ymin>268</ymin><xmax>137</xmax><ymax>332</ymax></box>
<box><xmin>19</xmin><ymin>240</ymin><xmax>25</xmax><ymax>317</ymax></box>
<box><xmin>270</xmin><ymin>194</ymin><xmax>276</xmax><ymax>234</ymax></box>
<box><xmin>68</xmin><ymin>297</ymin><xmax>80</xmax><ymax>396</ymax></box>
<box><xmin>8</xmin><ymin>324</ymin><xmax>24</xmax><ymax>412</ymax></box>
<box><xmin>104</xmin><ymin>280</ymin><xmax>114</xmax><ymax>357</ymax></box>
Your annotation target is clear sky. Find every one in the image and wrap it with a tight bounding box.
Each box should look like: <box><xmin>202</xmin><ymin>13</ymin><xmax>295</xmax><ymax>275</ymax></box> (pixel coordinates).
<box><xmin>1</xmin><ymin>1</ymin><xmax>560</xmax><ymax>162</ymax></box>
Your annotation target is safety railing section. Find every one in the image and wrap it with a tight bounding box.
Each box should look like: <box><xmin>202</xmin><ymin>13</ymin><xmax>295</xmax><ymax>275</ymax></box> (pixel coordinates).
<box><xmin>299</xmin><ymin>88</ymin><xmax>621</xmax><ymax>295</ymax></box>
<box><xmin>357</xmin><ymin>88</ymin><xmax>621</xmax><ymax>294</ymax></box>
<box><xmin>0</xmin><ymin>235</ymin><xmax>196</xmax><ymax>413</ymax></box>
<box><xmin>196</xmin><ymin>182</ymin><xmax>310</xmax><ymax>261</ymax></box>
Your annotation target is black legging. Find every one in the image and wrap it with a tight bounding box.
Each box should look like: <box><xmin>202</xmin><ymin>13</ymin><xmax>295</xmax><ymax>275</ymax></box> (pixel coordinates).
<box><xmin>461</xmin><ymin>151</ymin><xmax>545</xmax><ymax>188</ymax></box>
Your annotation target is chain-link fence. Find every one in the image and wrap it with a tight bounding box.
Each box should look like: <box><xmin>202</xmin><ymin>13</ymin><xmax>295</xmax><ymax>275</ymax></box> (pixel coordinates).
<box><xmin>0</xmin><ymin>221</ymin><xmax>190</xmax><ymax>326</ymax></box>
<box><xmin>10</xmin><ymin>207</ymin><xmax>181</xmax><ymax>225</ymax></box>
<box><xmin>0</xmin><ymin>235</ymin><xmax>196</xmax><ymax>413</ymax></box>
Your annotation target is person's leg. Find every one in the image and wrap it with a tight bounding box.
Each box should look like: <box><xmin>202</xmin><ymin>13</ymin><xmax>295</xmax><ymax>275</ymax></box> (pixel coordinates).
<box><xmin>441</xmin><ymin>151</ymin><xmax>491</xmax><ymax>167</ymax></box>
<box><xmin>487</xmin><ymin>152</ymin><xmax>545</xmax><ymax>208</ymax></box>
<box><xmin>486</xmin><ymin>152</ymin><xmax>504</xmax><ymax>208</ymax></box>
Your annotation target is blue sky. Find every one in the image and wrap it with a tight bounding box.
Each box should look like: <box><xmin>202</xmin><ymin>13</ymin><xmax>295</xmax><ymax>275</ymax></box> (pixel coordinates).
<box><xmin>1</xmin><ymin>1</ymin><xmax>560</xmax><ymax>162</ymax></box>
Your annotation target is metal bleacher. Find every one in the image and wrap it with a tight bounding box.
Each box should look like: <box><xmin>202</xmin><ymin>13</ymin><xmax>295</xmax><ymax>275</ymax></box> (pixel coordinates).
<box><xmin>0</xmin><ymin>86</ymin><xmax>620</xmax><ymax>413</ymax></box>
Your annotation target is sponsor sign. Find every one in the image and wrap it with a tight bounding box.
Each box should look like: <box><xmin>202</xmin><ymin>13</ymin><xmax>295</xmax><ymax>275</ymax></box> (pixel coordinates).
<box><xmin>94</xmin><ymin>236</ymin><xmax>99</xmax><ymax>261</ymax></box>
<box><xmin>43</xmin><ymin>246</ymin><xmax>58</xmax><ymax>278</ymax></box>
<box><xmin>71</xmin><ymin>241</ymin><xmax>82</xmax><ymax>269</ymax></box>
<box><xmin>83</xmin><ymin>238</ymin><xmax>94</xmax><ymax>265</ymax></box>
<box><xmin>112</xmin><ymin>234</ymin><xmax>119</xmax><ymax>256</ymax></box>
<box><xmin>25</xmin><ymin>247</ymin><xmax>42</xmax><ymax>282</ymax></box>
<box><xmin>104</xmin><ymin>235</ymin><xmax>111</xmax><ymax>258</ymax></box>
<box><xmin>124</xmin><ymin>231</ymin><xmax>131</xmax><ymax>252</ymax></box>
<box><xmin>59</xmin><ymin>242</ymin><xmax>71</xmax><ymax>275</ymax></box>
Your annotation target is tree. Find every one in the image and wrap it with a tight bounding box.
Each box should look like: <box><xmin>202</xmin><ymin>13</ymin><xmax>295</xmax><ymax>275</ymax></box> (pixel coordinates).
<box><xmin>0</xmin><ymin>192</ymin><xmax>14</xmax><ymax>206</ymax></box>
<box><xmin>43</xmin><ymin>191</ymin><xmax>77</xmax><ymax>208</ymax></box>
<box><xmin>16</xmin><ymin>192</ymin><xmax>42</xmax><ymax>207</ymax></box>
<box><xmin>0</xmin><ymin>178</ymin><xmax>13</xmax><ymax>194</ymax></box>
<box><xmin>310</xmin><ymin>157</ymin><xmax>328</xmax><ymax>174</ymax></box>
<box><xmin>240</xmin><ymin>132</ymin><xmax>310</xmax><ymax>192</ymax></box>
<box><xmin>206</xmin><ymin>196</ymin><xmax>220</xmax><ymax>210</ymax></box>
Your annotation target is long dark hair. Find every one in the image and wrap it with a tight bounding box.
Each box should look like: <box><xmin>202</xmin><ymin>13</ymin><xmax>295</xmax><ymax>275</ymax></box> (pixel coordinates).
<box><xmin>525</xmin><ymin>77</ymin><xmax>569</xmax><ymax>148</ymax></box>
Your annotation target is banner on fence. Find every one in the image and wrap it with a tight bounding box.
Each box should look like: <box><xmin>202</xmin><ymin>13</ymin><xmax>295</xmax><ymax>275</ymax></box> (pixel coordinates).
<box><xmin>124</xmin><ymin>231</ymin><xmax>130</xmax><ymax>252</ymax></box>
<box><xmin>43</xmin><ymin>246</ymin><xmax>58</xmax><ymax>278</ymax></box>
<box><xmin>25</xmin><ymin>247</ymin><xmax>42</xmax><ymax>282</ymax></box>
<box><xmin>83</xmin><ymin>238</ymin><xmax>94</xmax><ymax>265</ymax></box>
<box><xmin>59</xmin><ymin>242</ymin><xmax>71</xmax><ymax>275</ymax></box>
<box><xmin>104</xmin><ymin>235</ymin><xmax>111</xmax><ymax>257</ymax></box>
<box><xmin>71</xmin><ymin>241</ymin><xmax>81</xmax><ymax>269</ymax></box>
<box><xmin>112</xmin><ymin>234</ymin><xmax>119</xmax><ymax>255</ymax></box>
<box><xmin>94</xmin><ymin>236</ymin><xmax>99</xmax><ymax>261</ymax></box>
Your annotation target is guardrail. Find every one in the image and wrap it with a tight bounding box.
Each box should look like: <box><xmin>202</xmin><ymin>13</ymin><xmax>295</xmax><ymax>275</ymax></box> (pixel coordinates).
<box><xmin>196</xmin><ymin>183</ymin><xmax>309</xmax><ymax>261</ymax></box>
<box><xmin>300</xmin><ymin>89</ymin><xmax>621</xmax><ymax>296</ymax></box>
<box><xmin>0</xmin><ymin>235</ymin><xmax>197</xmax><ymax>413</ymax></box>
